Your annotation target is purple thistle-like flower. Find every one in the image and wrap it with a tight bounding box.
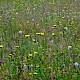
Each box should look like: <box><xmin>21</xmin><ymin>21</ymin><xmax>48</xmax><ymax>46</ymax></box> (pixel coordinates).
<box><xmin>53</xmin><ymin>75</ymin><xmax>56</xmax><ymax>79</ymax></box>
<box><xmin>0</xmin><ymin>60</ymin><xmax>2</xmax><ymax>63</ymax></box>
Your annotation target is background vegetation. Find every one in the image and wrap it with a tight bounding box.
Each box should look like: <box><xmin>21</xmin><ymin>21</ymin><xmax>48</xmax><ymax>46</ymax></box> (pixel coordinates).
<box><xmin>0</xmin><ymin>0</ymin><xmax>80</xmax><ymax>80</ymax></box>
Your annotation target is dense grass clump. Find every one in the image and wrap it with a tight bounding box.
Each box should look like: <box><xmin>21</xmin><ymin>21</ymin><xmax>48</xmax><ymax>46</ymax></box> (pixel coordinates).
<box><xmin>0</xmin><ymin>0</ymin><xmax>80</xmax><ymax>80</ymax></box>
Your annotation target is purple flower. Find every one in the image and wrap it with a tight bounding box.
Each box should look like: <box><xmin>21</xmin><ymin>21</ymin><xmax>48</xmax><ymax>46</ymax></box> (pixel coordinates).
<box><xmin>0</xmin><ymin>60</ymin><xmax>2</xmax><ymax>63</ymax></box>
<box><xmin>78</xmin><ymin>54</ymin><xmax>80</xmax><ymax>57</ymax></box>
<box><xmin>53</xmin><ymin>75</ymin><xmax>56</xmax><ymax>79</ymax></box>
<box><xmin>20</xmin><ymin>52</ymin><xmax>22</xmax><ymax>55</ymax></box>
<box><xmin>69</xmin><ymin>63</ymin><xmax>72</xmax><ymax>66</ymax></box>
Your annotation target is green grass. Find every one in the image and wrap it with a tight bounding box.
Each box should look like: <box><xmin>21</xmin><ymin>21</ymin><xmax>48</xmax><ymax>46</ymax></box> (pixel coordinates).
<box><xmin>0</xmin><ymin>0</ymin><xmax>80</xmax><ymax>80</ymax></box>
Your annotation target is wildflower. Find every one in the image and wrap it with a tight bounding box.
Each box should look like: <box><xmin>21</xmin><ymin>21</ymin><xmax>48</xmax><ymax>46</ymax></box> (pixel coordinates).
<box><xmin>32</xmin><ymin>38</ymin><xmax>36</xmax><ymax>42</ymax></box>
<box><xmin>68</xmin><ymin>46</ymin><xmax>72</xmax><ymax>50</ymax></box>
<box><xmin>29</xmin><ymin>73</ymin><xmax>32</xmax><ymax>75</ymax></box>
<box><xmin>29</xmin><ymin>54</ymin><xmax>32</xmax><ymax>57</ymax></box>
<box><xmin>78</xmin><ymin>54</ymin><xmax>80</xmax><ymax>57</ymax></box>
<box><xmin>53</xmin><ymin>24</ymin><xmax>56</xmax><ymax>27</ymax></box>
<box><xmin>34</xmin><ymin>52</ymin><xmax>38</xmax><ymax>54</ymax></box>
<box><xmin>74</xmin><ymin>62</ymin><xmax>79</xmax><ymax>67</ymax></box>
<box><xmin>53</xmin><ymin>53</ymin><xmax>56</xmax><ymax>56</ymax></box>
<box><xmin>59</xmin><ymin>31</ymin><xmax>63</xmax><ymax>35</ymax></box>
<box><xmin>64</xmin><ymin>27</ymin><xmax>68</xmax><ymax>31</ymax></box>
<box><xmin>33</xmin><ymin>72</ymin><xmax>38</xmax><ymax>75</ymax></box>
<box><xmin>36</xmin><ymin>65</ymin><xmax>39</xmax><ymax>68</ymax></box>
<box><xmin>40</xmin><ymin>32</ymin><xmax>44</xmax><ymax>35</ymax></box>
<box><xmin>51</xmin><ymin>74</ymin><xmax>56</xmax><ymax>80</ymax></box>
<box><xmin>36</xmin><ymin>32</ymin><xmax>44</xmax><ymax>35</ymax></box>
<box><xmin>25</xmin><ymin>34</ymin><xmax>30</xmax><ymax>37</ymax></box>
<box><xmin>16</xmin><ymin>12</ymin><xmax>18</xmax><ymax>15</ymax></box>
<box><xmin>0</xmin><ymin>60</ymin><xmax>2</xmax><ymax>63</ymax></box>
<box><xmin>15</xmin><ymin>46</ymin><xmax>20</xmax><ymax>48</ymax></box>
<box><xmin>24</xmin><ymin>64</ymin><xmax>26</xmax><ymax>69</ymax></box>
<box><xmin>18</xmin><ymin>31</ymin><xmax>22</xmax><ymax>34</ymax></box>
<box><xmin>52</xmin><ymin>33</ymin><xmax>55</xmax><ymax>36</ymax></box>
<box><xmin>0</xmin><ymin>45</ymin><xmax>3</xmax><ymax>48</ymax></box>
<box><xmin>9</xmin><ymin>54</ymin><xmax>12</xmax><ymax>56</ymax></box>
<box><xmin>48</xmin><ymin>66</ymin><xmax>51</xmax><ymax>69</ymax></box>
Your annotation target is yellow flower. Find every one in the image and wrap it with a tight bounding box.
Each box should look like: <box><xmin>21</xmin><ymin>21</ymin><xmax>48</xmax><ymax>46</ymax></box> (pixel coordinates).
<box><xmin>33</xmin><ymin>72</ymin><xmax>38</xmax><ymax>75</ymax></box>
<box><xmin>9</xmin><ymin>54</ymin><xmax>12</xmax><ymax>56</ymax></box>
<box><xmin>48</xmin><ymin>66</ymin><xmax>51</xmax><ymax>69</ymax></box>
<box><xmin>36</xmin><ymin>65</ymin><xmax>39</xmax><ymax>68</ymax></box>
<box><xmin>40</xmin><ymin>32</ymin><xmax>44</xmax><ymax>35</ymax></box>
<box><xmin>15</xmin><ymin>46</ymin><xmax>19</xmax><ymax>48</ymax></box>
<box><xmin>36</xmin><ymin>32</ymin><xmax>44</xmax><ymax>35</ymax></box>
<box><xmin>29</xmin><ymin>54</ymin><xmax>32</xmax><ymax>57</ymax></box>
<box><xmin>52</xmin><ymin>33</ymin><xmax>55</xmax><ymax>36</ymax></box>
<box><xmin>34</xmin><ymin>52</ymin><xmax>38</xmax><ymax>54</ymax></box>
<box><xmin>59</xmin><ymin>31</ymin><xmax>63</xmax><ymax>35</ymax></box>
<box><xmin>36</xmin><ymin>33</ymin><xmax>41</xmax><ymax>35</ymax></box>
<box><xmin>52</xmin><ymin>26</ymin><xmax>55</xmax><ymax>28</ymax></box>
<box><xmin>29</xmin><ymin>73</ymin><xmax>32</xmax><ymax>75</ymax></box>
<box><xmin>32</xmin><ymin>39</ymin><xmax>36</xmax><ymax>41</ymax></box>
<box><xmin>8</xmin><ymin>55</ymin><xmax>11</xmax><ymax>58</ymax></box>
<box><xmin>25</xmin><ymin>34</ymin><xmax>30</xmax><ymax>37</ymax></box>
<box><xmin>53</xmin><ymin>53</ymin><xmax>56</xmax><ymax>56</ymax></box>
<box><xmin>0</xmin><ymin>45</ymin><xmax>3</xmax><ymax>48</ymax></box>
<box><xmin>53</xmin><ymin>24</ymin><xmax>56</xmax><ymax>27</ymax></box>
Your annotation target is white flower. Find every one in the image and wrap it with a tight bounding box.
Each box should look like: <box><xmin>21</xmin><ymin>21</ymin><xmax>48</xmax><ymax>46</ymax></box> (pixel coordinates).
<box><xmin>74</xmin><ymin>62</ymin><xmax>79</xmax><ymax>67</ymax></box>
<box><xmin>19</xmin><ymin>31</ymin><xmax>22</xmax><ymax>34</ymax></box>
<box><xmin>68</xmin><ymin>46</ymin><xmax>72</xmax><ymax>50</ymax></box>
<box><xmin>24</xmin><ymin>64</ymin><xmax>26</xmax><ymax>68</ymax></box>
<box><xmin>16</xmin><ymin>12</ymin><xmax>18</xmax><ymax>15</ymax></box>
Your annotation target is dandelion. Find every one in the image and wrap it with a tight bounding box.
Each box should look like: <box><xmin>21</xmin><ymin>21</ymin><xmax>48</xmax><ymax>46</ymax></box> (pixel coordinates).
<box><xmin>34</xmin><ymin>52</ymin><xmax>38</xmax><ymax>54</ymax></box>
<box><xmin>36</xmin><ymin>32</ymin><xmax>44</xmax><ymax>35</ymax></box>
<box><xmin>18</xmin><ymin>31</ymin><xmax>22</xmax><ymax>34</ymax></box>
<box><xmin>68</xmin><ymin>46</ymin><xmax>72</xmax><ymax>50</ymax></box>
<box><xmin>25</xmin><ymin>34</ymin><xmax>30</xmax><ymax>37</ymax></box>
<box><xmin>74</xmin><ymin>62</ymin><xmax>79</xmax><ymax>67</ymax></box>
<box><xmin>29</xmin><ymin>54</ymin><xmax>32</xmax><ymax>57</ymax></box>
<box><xmin>33</xmin><ymin>72</ymin><xmax>38</xmax><ymax>75</ymax></box>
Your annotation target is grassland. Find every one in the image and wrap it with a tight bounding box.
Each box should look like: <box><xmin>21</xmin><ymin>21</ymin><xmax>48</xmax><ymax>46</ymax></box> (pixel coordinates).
<box><xmin>0</xmin><ymin>0</ymin><xmax>80</xmax><ymax>80</ymax></box>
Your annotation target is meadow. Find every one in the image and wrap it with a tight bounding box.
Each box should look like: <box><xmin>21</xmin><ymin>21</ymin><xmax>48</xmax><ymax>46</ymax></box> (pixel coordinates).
<box><xmin>0</xmin><ymin>0</ymin><xmax>80</xmax><ymax>80</ymax></box>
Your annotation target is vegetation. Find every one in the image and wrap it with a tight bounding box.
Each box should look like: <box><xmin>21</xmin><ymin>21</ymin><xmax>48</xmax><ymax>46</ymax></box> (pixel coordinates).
<box><xmin>0</xmin><ymin>0</ymin><xmax>80</xmax><ymax>80</ymax></box>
